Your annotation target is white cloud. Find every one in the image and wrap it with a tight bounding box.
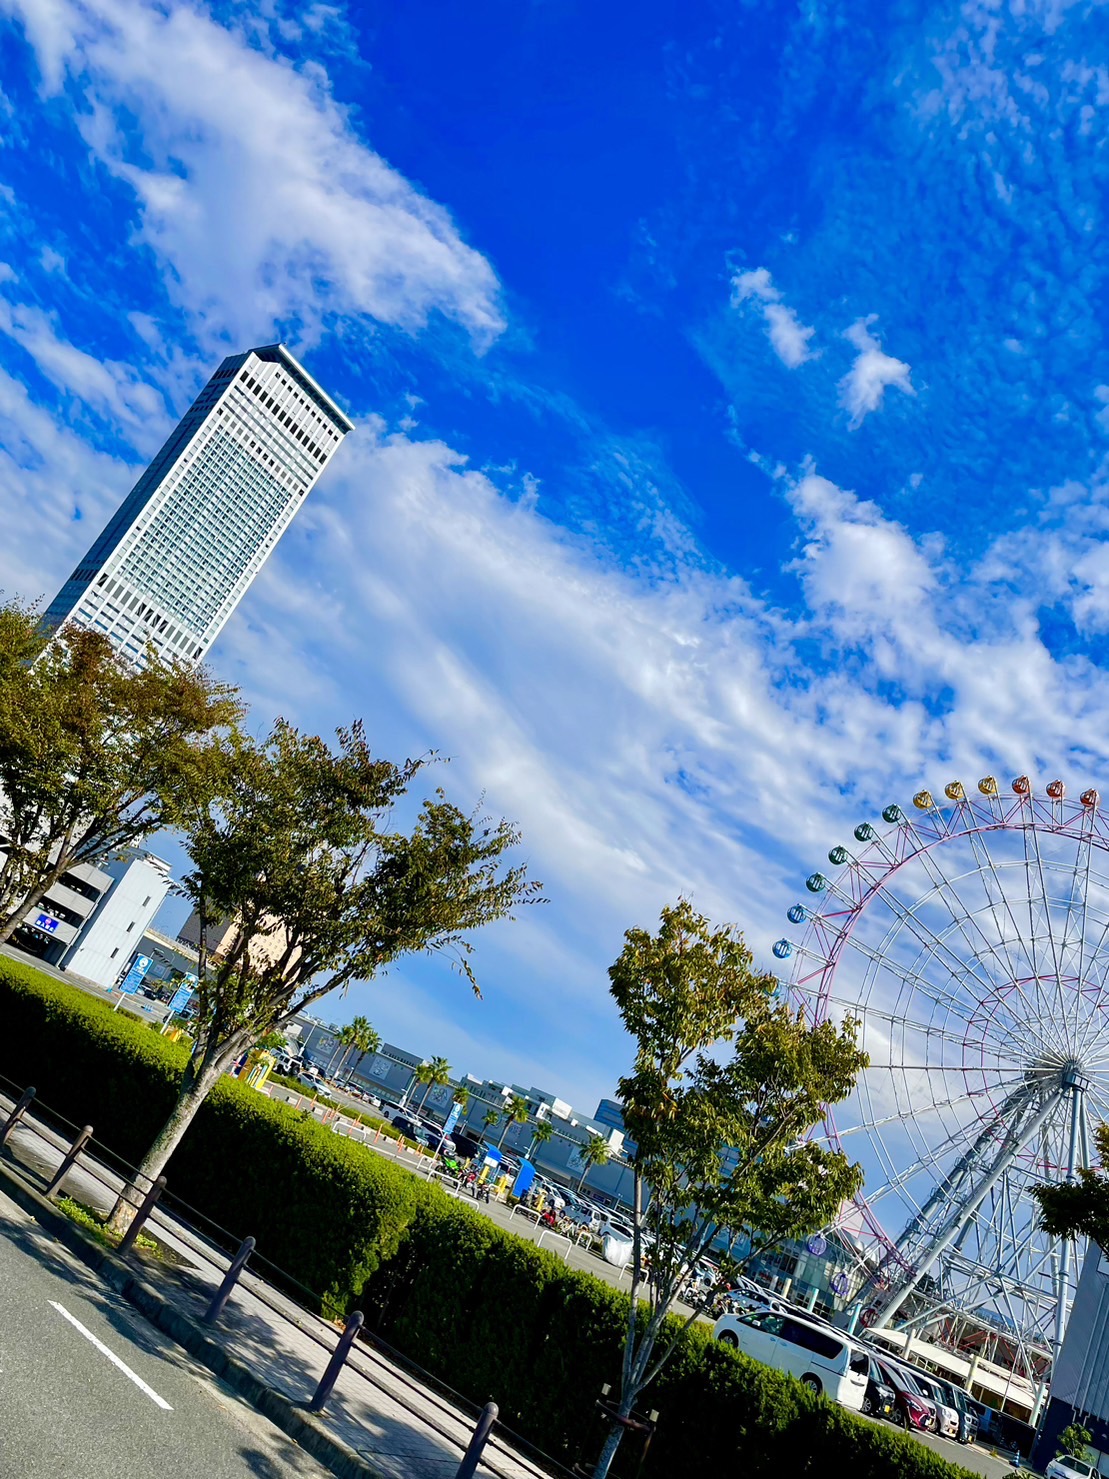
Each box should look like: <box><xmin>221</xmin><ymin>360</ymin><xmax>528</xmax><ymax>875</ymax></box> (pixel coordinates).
<box><xmin>5</xmin><ymin>0</ymin><xmax>504</xmax><ymax>348</ymax></box>
<box><xmin>839</xmin><ymin>317</ymin><xmax>915</xmax><ymax>426</ymax></box>
<box><xmin>0</xmin><ymin>296</ymin><xmax>171</xmax><ymax>444</ymax></box>
<box><xmin>196</xmin><ymin>423</ymin><xmax>1109</xmax><ymax>1100</ymax></box>
<box><xmin>731</xmin><ymin>266</ymin><xmax>817</xmax><ymax>368</ymax></box>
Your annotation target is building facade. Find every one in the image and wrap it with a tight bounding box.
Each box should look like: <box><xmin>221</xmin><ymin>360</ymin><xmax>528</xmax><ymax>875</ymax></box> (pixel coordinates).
<box><xmin>44</xmin><ymin>343</ymin><xmax>354</xmax><ymax>666</ymax></box>
<box><xmin>61</xmin><ymin>850</ymin><xmax>172</xmax><ymax>987</ymax></box>
<box><xmin>6</xmin><ymin>857</ymin><xmax>114</xmax><ymax>967</ymax></box>
<box><xmin>1032</xmin><ymin>1243</ymin><xmax>1109</xmax><ymax>1474</ymax></box>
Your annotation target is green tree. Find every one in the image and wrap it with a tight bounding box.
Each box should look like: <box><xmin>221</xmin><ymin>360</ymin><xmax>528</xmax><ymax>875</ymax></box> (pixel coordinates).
<box><xmin>1035</xmin><ymin>1122</ymin><xmax>1109</xmax><ymax>1248</ymax></box>
<box><xmin>0</xmin><ymin>605</ymin><xmax>240</xmax><ymax>945</ymax></box>
<box><xmin>1056</xmin><ymin>1424</ymin><xmax>1093</xmax><ymax>1463</ymax></box>
<box><xmin>453</xmin><ymin>1085</ymin><xmax>471</xmax><ymax>1114</ymax></box>
<box><xmin>527</xmin><ymin>1117</ymin><xmax>554</xmax><ymax>1160</ymax></box>
<box><xmin>108</xmin><ymin>718</ymin><xmax>540</xmax><ymax>1230</ymax></box>
<box><xmin>590</xmin><ymin>900</ymin><xmax>868</xmax><ymax>1479</ymax></box>
<box><xmin>576</xmin><ymin>1132</ymin><xmax>610</xmax><ymax>1191</ymax></box>
<box><xmin>255</xmin><ymin>1031</ymin><xmax>287</xmax><ymax>1054</ymax></box>
<box><xmin>497</xmin><ymin>1093</ymin><xmax>531</xmax><ymax>1148</ymax></box>
<box><xmin>414</xmin><ymin>1055</ymin><xmax>452</xmax><ymax>1113</ymax></box>
<box><xmin>334</xmin><ymin>1016</ymin><xmax>380</xmax><ymax>1084</ymax></box>
<box><xmin>482</xmin><ymin>1108</ymin><xmax>500</xmax><ymax>1137</ymax></box>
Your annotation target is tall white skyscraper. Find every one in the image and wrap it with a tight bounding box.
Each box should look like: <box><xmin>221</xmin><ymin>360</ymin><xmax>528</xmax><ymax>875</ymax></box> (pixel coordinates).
<box><xmin>44</xmin><ymin>343</ymin><xmax>354</xmax><ymax>666</ymax></box>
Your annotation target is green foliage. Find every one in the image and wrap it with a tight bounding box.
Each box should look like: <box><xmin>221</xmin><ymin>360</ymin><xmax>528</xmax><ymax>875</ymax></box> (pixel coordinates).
<box><xmin>1</xmin><ymin>959</ymin><xmax>973</xmax><ymax>1479</ymax></box>
<box><xmin>593</xmin><ymin>899</ymin><xmax>869</xmax><ymax>1476</ymax></box>
<box><xmin>0</xmin><ymin>605</ymin><xmax>241</xmax><ymax>944</ymax></box>
<box><xmin>55</xmin><ymin>1195</ymin><xmax>160</xmax><ymax>1255</ymax></box>
<box><xmin>413</xmin><ymin>1054</ymin><xmax>451</xmax><ymax>1111</ymax></box>
<box><xmin>1056</xmin><ymin>1423</ymin><xmax>1093</xmax><ymax>1461</ymax></box>
<box><xmin>0</xmin><ymin>960</ymin><xmax>432</xmax><ymax>1313</ymax></box>
<box><xmin>497</xmin><ymin>1091</ymin><xmax>531</xmax><ymax>1146</ymax></box>
<box><xmin>1035</xmin><ymin>1123</ymin><xmax>1109</xmax><ymax>1245</ymax></box>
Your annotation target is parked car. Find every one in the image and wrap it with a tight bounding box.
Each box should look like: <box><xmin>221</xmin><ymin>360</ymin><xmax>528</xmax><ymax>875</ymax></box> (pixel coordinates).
<box><xmin>713</xmin><ymin>1309</ymin><xmax>869</xmax><ymax>1410</ymax></box>
<box><xmin>911</xmin><ymin>1371</ymin><xmax>960</xmax><ymax>1438</ymax></box>
<box><xmin>922</xmin><ymin>1372</ymin><xmax>979</xmax><ymax>1445</ymax></box>
<box><xmin>391</xmin><ymin>1113</ymin><xmax>434</xmax><ymax>1147</ymax></box>
<box><xmin>1046</xmin><ymin>1457</ymin><xmax>1096</xmax><ymax>1479</ymax></box>
<box><xmin>874</xmin><ymin>1358</ymin><xmax>937</xmax><ymax>1433</ymax></box>
<box><xmin>861</xmin><ymin>1357</ymin><xmax>897</xmax><ymax>1420</ymax></box>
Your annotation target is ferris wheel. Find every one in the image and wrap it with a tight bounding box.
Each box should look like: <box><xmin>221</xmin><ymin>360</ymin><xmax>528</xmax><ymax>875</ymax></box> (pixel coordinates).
<box><xmin>776</xmin><ymin>776</ymin><xmax>1109</xmax><ymax>1371</ymax></box>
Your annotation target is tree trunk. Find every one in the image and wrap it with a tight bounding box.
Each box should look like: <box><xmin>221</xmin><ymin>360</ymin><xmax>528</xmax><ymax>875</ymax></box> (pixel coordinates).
<box><xmin>0</xmin><ymin>849</ymin><xmax>75</xmax><ymax>945</ymax></box>
<box><xmin>591</xmin><ymin>1399</ymin><xmax>632</xmax><ymax>1479</ymax></box>
<box><xmin>106</xmin><ymin>1054</ymin><xmax>223</xmax><ymax>1234</ymax></box>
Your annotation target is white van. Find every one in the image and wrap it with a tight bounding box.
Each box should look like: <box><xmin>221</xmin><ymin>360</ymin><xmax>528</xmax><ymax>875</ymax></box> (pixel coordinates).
<box><xmin>713</xmin><ymin>1309</ymin><xmax>869</xmax><ymax>1409</ymax></box>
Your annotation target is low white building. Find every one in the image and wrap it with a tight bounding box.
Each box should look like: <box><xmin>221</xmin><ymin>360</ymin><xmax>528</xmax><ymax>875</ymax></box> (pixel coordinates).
<box><xmin>62</xmin><ymin>849</ymin><xmax>173</xmax><ymax>987</ymax></box>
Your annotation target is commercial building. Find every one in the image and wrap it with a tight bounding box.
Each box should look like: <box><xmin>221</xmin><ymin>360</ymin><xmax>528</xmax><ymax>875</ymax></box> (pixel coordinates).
<box><xmin>1032</xmin><ymin>1243</ymin><xmax>1109</xmax><ymax>1472</ymax></box>
<box><xmin>61</xmin><ymin>849</ymin><xmax>172</xmax><ymax>987</ymax></box>
<box><xmin>5</xmin><ymin>857</ymin><xmax>114</xmax><ymax>967</ymax></box>
<box><xmin>3</xmin><ymin>845</ymin><xmax>172</xmax><ymax>983</ymax></box>
<box><xmin>44</xmin><ymin>343</ymin><xmax>353</xmax><ymax>667</ymax></box>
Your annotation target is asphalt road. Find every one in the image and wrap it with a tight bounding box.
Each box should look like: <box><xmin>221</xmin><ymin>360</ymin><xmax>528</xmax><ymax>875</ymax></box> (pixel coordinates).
<box><xmin>0</xmin><ymin>1187</ymin><xmax>331</xmax><ymax>1479</ymax></box>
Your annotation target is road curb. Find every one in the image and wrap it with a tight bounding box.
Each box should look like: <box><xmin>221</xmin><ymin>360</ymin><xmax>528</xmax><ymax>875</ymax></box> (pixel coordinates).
<box><xmin>0</xmin><ymin>1153</ymin><xmax>386</xmax><ymax>1479</ymax></box>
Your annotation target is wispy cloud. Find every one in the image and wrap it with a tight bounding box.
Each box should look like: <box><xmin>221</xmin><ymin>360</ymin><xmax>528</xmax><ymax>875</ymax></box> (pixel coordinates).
<box><xmin>6</xmin><ymin>0</ymin><xmax>504</xmax><ymax>349</ymax></box>
<box><xmin>731</xmin><ymin>266</ymin><xmax>817</xmax><ymax>368</ymax></box>
<box><xmin>839</xmin><ymin>317</ymin><xmax>915</xmax><ymax>427</ymax></box>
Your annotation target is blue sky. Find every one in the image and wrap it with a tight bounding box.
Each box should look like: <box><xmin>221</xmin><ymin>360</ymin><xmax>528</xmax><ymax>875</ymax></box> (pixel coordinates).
<box><xmin>3</xmin><ymin>0</ymin><xmax>1109</xmax><ymax>1117</ymax></box>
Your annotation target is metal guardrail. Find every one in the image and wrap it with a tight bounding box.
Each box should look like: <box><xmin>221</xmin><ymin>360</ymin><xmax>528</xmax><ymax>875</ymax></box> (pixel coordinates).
<box><xmin>0</xmin><ymin>1071</ymin><xmax>576</xmax><ymax>1479</ymax></box>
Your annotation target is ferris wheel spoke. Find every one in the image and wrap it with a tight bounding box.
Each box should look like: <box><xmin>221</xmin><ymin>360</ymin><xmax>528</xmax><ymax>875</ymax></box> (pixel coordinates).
<box><xmin>788</xmin><ymin>783</ymin><xmax>1109</xmax><ymax>1354</ymax></box>
<box><xmin>831</xmin><ymin>1082</ymin><xmax>1016</xmax><ymax>1141</ymax></box>
<box><xmin>1022</xmin><ymin>806</ymin><xmax>1074</xmax><ymax>1048</ymax></box>
<box><xmin>903</xmin><ymin>817</ymin><xmax>1034</xmax><ymax>999</ymax></box>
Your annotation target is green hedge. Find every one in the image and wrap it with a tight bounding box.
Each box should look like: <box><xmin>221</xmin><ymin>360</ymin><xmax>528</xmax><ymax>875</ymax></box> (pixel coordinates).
<box><xmin>0</xmin><ymin>957</ymin><xmax>439</xmax><ymax>1311</ymax></box>
<box><xmin>0</xmin><ymin>959</ymin><xmax>976</xmax><ymax>1479</ymax></box>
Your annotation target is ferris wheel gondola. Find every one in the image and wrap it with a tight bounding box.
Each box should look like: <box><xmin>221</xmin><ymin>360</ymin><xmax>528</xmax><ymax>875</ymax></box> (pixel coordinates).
<box><xmin>778</xmin><ymin>777</ymin><xmax>1109</xmax><ymax>1374</ymax></box>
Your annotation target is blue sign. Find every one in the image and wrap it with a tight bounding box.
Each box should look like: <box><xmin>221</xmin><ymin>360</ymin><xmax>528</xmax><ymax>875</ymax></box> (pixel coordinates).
<box><xmin>119</xmin><ymin>955</ymin><xmax>152</xmax><ymax>995</ymax></box>
<box><xmin>168</xmin><ymin>983</ymin><xmax>194</xmax><ymax>1014</ymax></box>
<box><xmin>443</xmin><ymin>1102</ymin><xmax>461</xmax><ymax>1136</ymax></box>
<box><xmin>35</xmin><ymin>913</ymin><xmax>60</xmax><ymax>934</ymax></box>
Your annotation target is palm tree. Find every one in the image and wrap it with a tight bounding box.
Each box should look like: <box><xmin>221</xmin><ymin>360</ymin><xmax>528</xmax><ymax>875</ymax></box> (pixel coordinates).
<box><xmin>453</xmin><ymin>1086</ymin><xmax>471</xmax><ymax>1115</ymax></box>
<box><xmin>526</xmin><ymin>1118</ymin><xmax>554</xmax><ymax>1160</ymax></box>
<box><xmin>415</xmin><ymin>1056</ymin><xmax>452</xmax><ymax>1114</ymax></box>
<box><xmin>576</xmin><ymin>1132</ymin><xmax>610</xmax><ymax>1191</ymax></box>
<box><xmin>482</xmin><ymin>1108</ymin><xmax>500</xmax><ymax>1139</ymax></box>
<box><xmin>497</xmin><ymin>1094</ymin><xmax>531</xmax><ymax>1149</ymax></box>
<box><xmin>334</xmin><ymin>1017</ymin><xmax>380</xmax><ymax>1084</ymax></box>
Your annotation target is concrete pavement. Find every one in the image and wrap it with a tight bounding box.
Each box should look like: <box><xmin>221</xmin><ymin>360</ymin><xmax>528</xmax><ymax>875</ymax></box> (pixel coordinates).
<box><xmin>0</xmin><ymin>1091</ymin><xmax>564</xmax><ymax>1479</ymax></box>
<box><xmin>0</xmin><ymin>1185</ymin><xmax>331</xmax><ymax>1479</ymax></box>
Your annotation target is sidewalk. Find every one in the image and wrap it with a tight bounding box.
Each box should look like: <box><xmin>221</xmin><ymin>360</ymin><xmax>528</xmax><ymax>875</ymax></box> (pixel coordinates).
<box><xmin>0</xmin><ymin>1088</ymin><xmax>565</xmax><ymax>1479</ymax></box>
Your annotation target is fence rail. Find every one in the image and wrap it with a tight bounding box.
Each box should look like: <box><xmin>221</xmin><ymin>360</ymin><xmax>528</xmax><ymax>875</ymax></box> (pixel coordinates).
<box><xmin>0</xmin><ymin>1072</ymin><xmax>576</xmax><ymax>1479</ymax></box>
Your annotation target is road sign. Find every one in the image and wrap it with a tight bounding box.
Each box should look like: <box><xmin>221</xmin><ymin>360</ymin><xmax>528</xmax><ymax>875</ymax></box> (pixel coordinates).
<box><xmin>118</xmin><ymin>955</ymin><xmax>152</xmax><ymax>995</ymax></box>
<box><xmin>168</xmin><ymin>983</ymin><xmax>194</xmax><ymax>1014</ymax></box>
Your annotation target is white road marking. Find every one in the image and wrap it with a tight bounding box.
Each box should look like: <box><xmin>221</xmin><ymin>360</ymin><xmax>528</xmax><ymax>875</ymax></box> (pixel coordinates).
<box><xmin>48</xmin><ymin>1300</ymin><xmax>173</xmax><ymax>1410</ymax></box>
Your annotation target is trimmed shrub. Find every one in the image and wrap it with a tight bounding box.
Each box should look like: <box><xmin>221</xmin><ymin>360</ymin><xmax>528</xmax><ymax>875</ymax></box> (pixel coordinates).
<box><xmin>0</xmin><ymin>959</ymin><xmax>978</xmax><ymax>1479</ymax></box>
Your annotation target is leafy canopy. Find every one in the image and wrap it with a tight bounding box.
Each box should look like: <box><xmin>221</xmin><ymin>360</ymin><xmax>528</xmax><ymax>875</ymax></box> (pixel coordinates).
<box><xmin>0</xmin><ymin>602</ymin><xmax>240</xmax><ymax>943</ymax></box>
<box><xmin>1034</xmin><ymin>1123</ymin><xmax>1109</xmax><ymax>1248</ymax></box>
<box><xmin>590</xmin><ymin>899</ymin><xmax>867</xmax><ymax>1479</ymax></box>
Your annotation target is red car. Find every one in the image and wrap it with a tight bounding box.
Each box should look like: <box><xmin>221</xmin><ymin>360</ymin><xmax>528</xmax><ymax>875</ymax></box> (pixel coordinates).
<box><xmin>875</xmin><ymin>1357</ymin><xmax>937</xmax><ymax>1433</ymax></box>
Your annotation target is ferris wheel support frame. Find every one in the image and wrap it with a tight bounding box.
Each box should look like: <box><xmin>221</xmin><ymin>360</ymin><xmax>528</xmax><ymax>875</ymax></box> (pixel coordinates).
<box><xmin>875</xmin><ymin>1076</ymin><xmax>1088</xmax><ymax>1354</ymax></box>
<box><xmin>781</xmin><ymin>777</ymin><xmax>1109</xmax><ymax>1366</ymax></box>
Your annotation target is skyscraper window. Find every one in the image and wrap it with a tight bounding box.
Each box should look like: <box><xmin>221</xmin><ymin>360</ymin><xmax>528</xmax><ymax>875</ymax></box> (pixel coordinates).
<box><xmin>43</xmin><ymin>343</ymin><xmax>354</xmax><ymax>667</ymax></box>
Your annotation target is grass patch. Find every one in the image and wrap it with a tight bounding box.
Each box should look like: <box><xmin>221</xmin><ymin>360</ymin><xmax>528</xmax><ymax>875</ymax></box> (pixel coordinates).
<box><xmin>54</xmin><ymin>1194</ymin><xmax>162</xmax><ymax>1258</ymax></box>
